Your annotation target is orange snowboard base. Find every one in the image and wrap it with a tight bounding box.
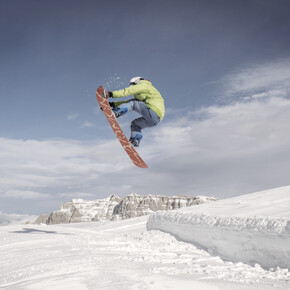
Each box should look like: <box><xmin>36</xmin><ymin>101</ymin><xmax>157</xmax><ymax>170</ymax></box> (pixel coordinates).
<box><xmin>96</xmin><ymin>86</ymin><xmax>148</xmax><ymax>168</ymax></box>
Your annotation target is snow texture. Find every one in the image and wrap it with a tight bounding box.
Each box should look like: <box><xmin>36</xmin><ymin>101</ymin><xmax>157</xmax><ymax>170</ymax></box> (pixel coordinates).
<box><xmin>147</xmin><ymin>186</ymin><xmax>290</xmax><ymax>270</ymax></box>
<box><xmin>0</xmin><ymin>217</ymin><xmax>289</xmax><ymax>290</ymax></box>
<box><xmin>0</xmin><ymin>186</ymin><xmax>289</xmax><ymax>289</ymax></box>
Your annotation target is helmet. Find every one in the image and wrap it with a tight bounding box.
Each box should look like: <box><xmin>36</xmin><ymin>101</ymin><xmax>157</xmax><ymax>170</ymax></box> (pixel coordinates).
<box><xmin>129</xmin><ymin>76</ymin><xmax>144</xmax><ymax>85</ymax></box>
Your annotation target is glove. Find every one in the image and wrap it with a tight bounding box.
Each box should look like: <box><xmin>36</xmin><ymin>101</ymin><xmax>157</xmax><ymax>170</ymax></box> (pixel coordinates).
<box><xmin>102</xmin><ymin>90</ymin><xmax>113</xmax><ymax>99</ymax></box>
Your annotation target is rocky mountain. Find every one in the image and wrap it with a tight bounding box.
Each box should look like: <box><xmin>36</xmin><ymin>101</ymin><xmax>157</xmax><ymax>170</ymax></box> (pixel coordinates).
<box><xmin>34</xmin><ymin>193</ymin><xmax>217</xmax><ymax>225</ymax></box>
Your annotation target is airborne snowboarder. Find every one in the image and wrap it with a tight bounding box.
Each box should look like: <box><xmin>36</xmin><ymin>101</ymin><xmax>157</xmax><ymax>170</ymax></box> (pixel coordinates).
<box><xmin>103</xmin><ymin>77</ymin><xmax>165</xmax><ymax>147</ymax></box>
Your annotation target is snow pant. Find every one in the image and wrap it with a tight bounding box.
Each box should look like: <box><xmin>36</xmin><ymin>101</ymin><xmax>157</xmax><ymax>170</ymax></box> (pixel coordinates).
<box><xmin>117</xmin><ymin>100</ymin><xmax>160</xmax><ymax>138</ymax></box>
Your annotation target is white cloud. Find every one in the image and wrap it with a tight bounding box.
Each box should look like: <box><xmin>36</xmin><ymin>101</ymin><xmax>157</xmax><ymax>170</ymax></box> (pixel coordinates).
<box><xmin>81</xmin><ymin>122</ymin><xmax>94</xmax><ymax>128</ymax></box>
<box><xmin>130</xmin><ymin>106</ymin><xmax>288</xmax><ymax>199</ymax></box>
<box><xmin>1</xmin><ymin>59</ymin><xmax>290</xmax><ymax>214</ymax></box>
<box><xmin>0</xmin><ymin>137</ymin><xmax>131</xmax><ymax>206</ymax></box>
<box><xmin>56</xmin><ymin>192</ymin><xmax>96</xmax><ymax>199</ymax></box>
<box><xmin>0</xmin><ymin>211</ymin><xmax>37</xmax><ymax>226</ymax></box>
<box><xmin>139</xmin><ymin>59</ymin><xmax>290</xmax><ymax>196</ymax></box>
<box><xmin>3</xmin><ymin>190</ymin><xmax>52</xmax><ymax>200</ymax></box>
<box><xmin>67</xmin><ymin>113</ymin><xmax>79</xmax><ymax>121</ymax></box>
<box><xmin>220</xmin><ymin>58</ymin><xmax>290</xmax><ymax>101</ymax></box>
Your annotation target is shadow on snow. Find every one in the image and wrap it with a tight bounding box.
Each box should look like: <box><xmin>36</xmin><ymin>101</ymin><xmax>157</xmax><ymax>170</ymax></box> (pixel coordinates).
<box><xmin>9</xmin><ymin>227</ymin><xmax>74</xmax><ymax>235</ymax></box>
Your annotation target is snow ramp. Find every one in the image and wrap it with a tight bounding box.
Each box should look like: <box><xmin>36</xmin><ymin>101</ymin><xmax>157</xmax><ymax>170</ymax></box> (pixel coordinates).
<box><xmin>147</xmin><ymin>186</ymin><xmax>290</xmax><ymax>270</ymax></box>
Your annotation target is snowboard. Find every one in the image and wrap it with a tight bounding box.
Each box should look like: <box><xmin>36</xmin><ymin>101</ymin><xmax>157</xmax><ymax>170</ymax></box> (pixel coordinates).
<box><xmin>96</xmin><ymin>86</ymin><xmax>148</xmax><ymax>168</ymax></box>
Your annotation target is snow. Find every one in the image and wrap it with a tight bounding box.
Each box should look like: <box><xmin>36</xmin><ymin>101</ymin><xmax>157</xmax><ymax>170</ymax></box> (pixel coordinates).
<box><xmin>0</xmin><ymin>186</ymin><xmax>289</xmax><ymax>289</ymax></box>
<box><xmin>147</xmin><ymin>185</ymin><xmax>290</xmax><ymax>270</ymax></box>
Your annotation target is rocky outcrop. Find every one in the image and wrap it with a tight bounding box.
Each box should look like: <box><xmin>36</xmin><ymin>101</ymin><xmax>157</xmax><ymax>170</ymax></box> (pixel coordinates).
<box><xmin>34</xmin><ymin>214</ymin><xmax>50</xmax><ymax>224</ymax></box>
<box><xmin>112</xmin><ymin>193</ymin><xmax>215</xmax><ymax>219</ymax></box>
<box><xmin>44</xmin><ymin>195</ymin><xmax>121</xmax><ymax>225</ymax></box>
<box><xmin>35</xmin><ymin>193</ymin><xmax>216</xmax><ymax>225</ymax></box>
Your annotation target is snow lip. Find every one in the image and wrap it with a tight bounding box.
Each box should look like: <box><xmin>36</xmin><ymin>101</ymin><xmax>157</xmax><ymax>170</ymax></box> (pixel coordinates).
<box><xmin>147</xmin><ymin>186</ymin><xmax>290</xmax><ymax>270</ymax></box>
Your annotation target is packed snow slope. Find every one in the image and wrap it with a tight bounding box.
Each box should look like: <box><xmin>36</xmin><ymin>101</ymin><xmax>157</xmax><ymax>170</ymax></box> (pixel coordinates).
<box><xmin>0</xmin><ymin>216</ymin><xmax>289</xmax><ymax>290</ymax></box>
<box><xmin>147</xmin><ymin>186</ymin><xmax>290</xmax><ymax>270</ymax></box>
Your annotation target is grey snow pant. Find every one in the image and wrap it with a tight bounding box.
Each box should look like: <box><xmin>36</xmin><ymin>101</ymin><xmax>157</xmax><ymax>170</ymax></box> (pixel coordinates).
<box><xmin>118</xmin><ymin>100</ymin><xmax>160</xmax><ymax>138</ymax></box>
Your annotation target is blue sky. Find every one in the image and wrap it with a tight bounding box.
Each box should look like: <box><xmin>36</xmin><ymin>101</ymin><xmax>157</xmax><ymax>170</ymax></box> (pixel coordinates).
<box><xmin>1</xmin><ymin>0</ymin><xmax>290</xmax><ymax>214</ymax></box>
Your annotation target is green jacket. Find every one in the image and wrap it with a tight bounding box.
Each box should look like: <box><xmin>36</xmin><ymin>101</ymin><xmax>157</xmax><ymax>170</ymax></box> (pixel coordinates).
<box><xmin>112</xmin><ymin>80</ymin><xmax>165</xmax><ymax>120</ymax></box>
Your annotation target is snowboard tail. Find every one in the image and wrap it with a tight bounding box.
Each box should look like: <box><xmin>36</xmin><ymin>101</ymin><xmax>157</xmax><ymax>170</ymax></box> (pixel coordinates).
<box><xmin>96</xmin><ymin>86</ymin><xmax>148</xmax><ymax>168</ymax></box>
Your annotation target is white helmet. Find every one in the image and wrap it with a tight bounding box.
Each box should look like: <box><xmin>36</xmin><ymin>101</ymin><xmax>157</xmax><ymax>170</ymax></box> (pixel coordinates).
<box><xmin>129</xmin><ymin>76</ymin><xmax>144</xmax><ymax>85</ymax></box>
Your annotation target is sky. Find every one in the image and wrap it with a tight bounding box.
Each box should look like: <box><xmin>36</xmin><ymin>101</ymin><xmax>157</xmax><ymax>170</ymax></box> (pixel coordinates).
<box><xmin>1</xmin><ymin>0</ymin><xmax>290</xmax><ymax>214</ymax></box>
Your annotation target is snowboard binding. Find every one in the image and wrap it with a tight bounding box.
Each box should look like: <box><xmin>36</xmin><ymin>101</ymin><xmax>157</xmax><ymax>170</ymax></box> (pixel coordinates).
<box><xmin>112</xmin><ymin>106</ymin><xmax>128</xmax><ymax>118</ymax></box>
<box><xmin>129</xmin><ymin>133</ymin><xmax>143</xmax><ymax>147</ymax></box>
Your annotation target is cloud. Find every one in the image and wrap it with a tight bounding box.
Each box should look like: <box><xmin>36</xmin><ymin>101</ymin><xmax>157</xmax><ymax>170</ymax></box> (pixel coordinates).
<box><xmin>3</xmin><ymin>190</ymin><xmax>52</xmax><ymax>200</ymax></box>
<box><xmin>67</xmin><ymin>113</ymin><xmax>79</xmax><ymax>121</ymax></box>
<box><xmin>127</xmin><ymin>59</ymin><xmax>290</xmax><ymax>197</ymax></box>
<box><xmin>81</xmin><ymin>122</ymin><xmax>94</xmax><ymax>128</ymax></box>
<box><xmin>219</xmin><ymin>58</ymin><xmax>290</xmax><ymax>101</ymax></box>
<box><xmin>139</xmin><ymin>59</ymin><xmax>290</xmax><ymax>196</ymax></box>
<box><xmin>145</xmin><ymin>96</ymin><xmax>290</xmax><ymax>194</ymax></box>
<box><xmin>67</xmin><ymin>115</ymin><xmax>95</xmax><ymax>129</ymax></box>
<box><xmin>56</xmin><ymin>192</ymin><xmax>96</xmax><ymax>199</ymax></box>
<box><xmin>0</xmin><ymin>137</ymin><xmax>132</xmax><ymax>206</ymax></box>
<box><xmin>1</xmin><ymin>59</ymin><xmax>290</xmax><ymax>214</ymax></box>
<box><xmin>0</xmin><ymin>211</ymin><xmax>37</xmax><ymax>226</ymax></box>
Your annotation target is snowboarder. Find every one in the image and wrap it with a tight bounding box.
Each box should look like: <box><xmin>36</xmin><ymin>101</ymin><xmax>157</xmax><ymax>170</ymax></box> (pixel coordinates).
<box><xmin>103</xmin><ymin>77</ymin><xmax>165</xmax><ymax>147</ymax></box>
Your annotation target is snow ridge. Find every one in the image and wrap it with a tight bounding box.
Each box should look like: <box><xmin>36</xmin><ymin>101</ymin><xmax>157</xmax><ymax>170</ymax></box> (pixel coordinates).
<box><xmin>160</xmin><ymin>213</ymin><xmax>290</xmax><ymax>234</ymax></box>
<box><xmin>147</xmin><ymin>213</ymin><xmax>290</xmax><ymax>269</ymax></box>
<box><xmin>147</xmin><ymin>186</ymin><xmax>290</xmax><ymax>270</ymax></box>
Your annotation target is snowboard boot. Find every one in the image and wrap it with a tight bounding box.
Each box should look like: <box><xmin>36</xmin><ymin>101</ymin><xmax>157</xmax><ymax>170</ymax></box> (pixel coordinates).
<box><xmin>129</xmin><ymin>133</ymin><xmax>143</xmax><ymax>147</ymax></box>
<box><xmin>112</xmin><ymin>106</ymin><xmax>128</xmax><ymax>118</ymax></box>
